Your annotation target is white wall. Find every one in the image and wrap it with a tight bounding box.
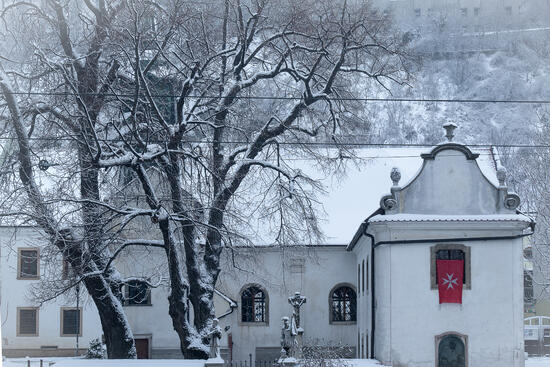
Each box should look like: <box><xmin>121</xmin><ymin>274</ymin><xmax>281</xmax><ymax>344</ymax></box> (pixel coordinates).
<box><xmin>370</xmin><ymin>222</ymin><xmax>526</xmax><ymax>367</ymax></box>
<box><xmin>102</xmin><ymin>245</ymin><xmax>358</xmax><ymax>360</ymax></box>
<box><xmin>0</xmin><ymin>227</ymin><xmax>103</xmax><ymax>357</ymax></box>
<box><xmin>216</xmin><ymin>246</ymin><xmax>357</xmax><ymax>362</ymax></box>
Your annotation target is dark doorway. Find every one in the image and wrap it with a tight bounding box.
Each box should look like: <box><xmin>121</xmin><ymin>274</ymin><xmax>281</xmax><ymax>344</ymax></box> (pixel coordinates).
<box><xmin>438</xmin><ymin>334</ymin><xmax>465</xmax><ymax>367</ymax></box>
<box><xmin>135</xmin><ymin>338</ymin><xmax>150</xmax><ymax>359</ymax></box>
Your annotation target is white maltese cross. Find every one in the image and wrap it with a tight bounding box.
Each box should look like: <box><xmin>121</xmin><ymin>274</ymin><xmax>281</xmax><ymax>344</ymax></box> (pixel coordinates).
<box><xmin>442</xmin><ymin>273</ymin><xmax>458</xmax><ymax>290</ymax></box>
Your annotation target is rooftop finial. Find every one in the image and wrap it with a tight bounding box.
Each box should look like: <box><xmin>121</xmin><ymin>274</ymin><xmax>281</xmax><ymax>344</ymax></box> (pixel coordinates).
<box><xmin>443</xmin><ymin>122</ymin><xmax>457</xmax><ymax>142</ymax></box>
<box><xmin>391</xmin><ymin>167</ymin><xmax>401</xmax><ymax>186</ymax></box>
<box><xmin>497</xmin><ymin>167</ymin><xmax>507</xmax><ymax>186</ymax></box>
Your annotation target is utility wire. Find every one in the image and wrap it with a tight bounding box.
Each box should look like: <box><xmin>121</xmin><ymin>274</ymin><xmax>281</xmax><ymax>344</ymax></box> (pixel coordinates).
<box><xmin>0</xmin><ymin>134</ymin><xmax>549</xmax><ymax>150</ymax></box>
<box><xmin>3</xmin><ymin>91</ymin><xmax>550</xmax><ymax>104</ymax></box>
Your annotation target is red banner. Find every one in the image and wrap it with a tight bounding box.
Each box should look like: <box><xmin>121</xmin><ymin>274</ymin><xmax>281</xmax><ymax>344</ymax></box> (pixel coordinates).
<box><xmin>437</xmin><ymin>260</ymin><xmax>464</xmax><ymax>304</ymax></box>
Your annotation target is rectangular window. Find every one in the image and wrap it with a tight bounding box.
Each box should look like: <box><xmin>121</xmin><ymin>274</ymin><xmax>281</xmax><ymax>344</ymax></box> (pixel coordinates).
<box><xmin>365</xmin><ymin>261</ymin><xmax>369</xmax><ymax>291</ymax></box>
<box><xmin>461</xmin><ymin>8</ymin><xmax>468</xmax><ymax>16</ymax></box>
<box><xmin>62</xmin><ymin>258</ymin><xmax>71</xmax><ymax>280</ymax></box>
<box><xmin>362</xmin><ymin>260</ymin><xmax>365</xmax><ymax>294</ymax></box>
<box><xmin>18</xmin><ymin>248</ymin><xmax>39</xmax><ymax>279</ymax></box>
<box><xmin>361</xmin><ymin>332</ymin><xmax>364</xmax><ymax>358</ymax></box>
<box><xmin>357</xmin><ymin>332</ymin><xmax>360</xmax><ymax>358</ymax></box>
<box><xmin>125</xmin><ymin>280</ymin><xmax>151</xmax><ymax>306</ymax></box>
<box><xmin>436</xmin><ymin>249</ymin><xmax>466</xmax><ymax>284</ymax></box>
<box><xmin>474</xmin><ymin>7</ymin><xmax>480</xmax><ymax>16</ymax></box>
<box><xmin>61</xmin><ymin>308</ymin><xmax>81</xmax><ymax>336</ymax></box>
<box><xmin>430</xmin><ymin>244</ymin><xmax>471</xmax><ymax>289</ymax></box>
<box><xmin>17</xmin><ymin>307</ymin><xmax>38</xmax><ymax>336</ymax></box>
<box><xmin>414</xmin><ymin>8</ymin><xmax>421</xmax><ymax>17</ymax></box>
<box><xmin>357</xmin><ymin>265</ymin><xmax>361</xmax><ymax>295</ymax></box>
<box><xmin>505</xmin><ymin>6</ymin><xmax>512</xmax><ymax>15</ymax></box>
<box><xmin>525</xmin><ymin>270</ymin><xmax>534</xmax><ymax>304</ymax></box>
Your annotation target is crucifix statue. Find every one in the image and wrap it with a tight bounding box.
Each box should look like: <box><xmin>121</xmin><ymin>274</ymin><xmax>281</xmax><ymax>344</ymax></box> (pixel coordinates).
<box><xmin>287</xmin><ymin>291</ymin><xmax>306</xmax><ymax>359</ymax></box>
<box><xmin>288</xmin><ymin>291</ymin><xmax>306</xmax><ymax>329</ymax></box>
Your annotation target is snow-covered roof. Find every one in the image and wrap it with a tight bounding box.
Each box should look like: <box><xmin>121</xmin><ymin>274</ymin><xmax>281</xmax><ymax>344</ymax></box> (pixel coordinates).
<box><xmin>368</xmin><ymin>213</ymin><xmax>532</xmax><ymax>223</ymax></box>
<box><xmin>295</xmin><ymin>145</ymin><xmax>500</xmax><ymax>245</ymax></box>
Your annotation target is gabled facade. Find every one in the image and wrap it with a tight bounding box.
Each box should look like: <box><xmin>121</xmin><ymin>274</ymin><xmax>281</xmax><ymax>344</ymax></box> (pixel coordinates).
<box><xmin>349</xmin><ymin>125</ymin><xmax>533</xmax><ymax>366</ymax></box>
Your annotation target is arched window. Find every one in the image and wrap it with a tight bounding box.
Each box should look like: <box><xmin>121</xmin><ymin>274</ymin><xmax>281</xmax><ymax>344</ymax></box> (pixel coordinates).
<box><xmin>436</xmin><ymin>332</ymin><xmax>467</xmax><ymax>367</ymax></box>
<box><xmin>241</xmin><ymin>286</ymin><xmax>267</xmax><ymax>323</ymax></box>
<box><xmin>330</xmin><ymin>285</ymin><xmax>357</xmax><ymax>323</ymax></box>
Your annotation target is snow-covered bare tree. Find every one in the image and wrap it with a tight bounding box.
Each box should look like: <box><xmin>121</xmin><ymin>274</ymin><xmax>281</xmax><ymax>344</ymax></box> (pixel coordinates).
<box><xmin>0</xmin><ymin>0</ymin><xmax>411</xmax><ymax>359</ymax></box>
<box><xmin>94</xmin><ymin>0</ymin><xmax>410</xmax><ymax>358</ymax></box>
<box><xmin>0</xmin><ymin>0</ymin><xmax>138</xmax><ymax>358</ymax></box>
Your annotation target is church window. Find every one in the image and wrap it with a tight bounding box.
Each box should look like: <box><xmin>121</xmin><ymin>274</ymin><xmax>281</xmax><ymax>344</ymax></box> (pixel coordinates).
<box><xmin>330</xmin><ymin>285</ymin><xmax>357</xmax><ymax>323</ymax></box>
<box><xmin>241</xmin><ymin>285</ymin><xmax>267</xmax><ymax>323</ymax></box>
<box><xmin>431</xmin><ymin>244</ymin><xmax>471</xmax><ymax>290</ymax></box>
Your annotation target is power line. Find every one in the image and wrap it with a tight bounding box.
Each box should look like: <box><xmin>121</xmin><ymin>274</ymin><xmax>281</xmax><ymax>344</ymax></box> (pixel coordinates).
<box><xmin>3</xmin><ymin>91</ymin><xmax>550</xmax><ymax>104</ymax></box>
<box><xmin>1</xmin><ymin>134</ymin><xmax>550</xmax><ymax>150</ymax></box>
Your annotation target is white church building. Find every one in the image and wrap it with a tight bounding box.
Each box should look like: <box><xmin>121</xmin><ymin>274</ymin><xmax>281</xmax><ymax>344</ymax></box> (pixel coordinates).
<box><xmin>0</xmin><ymin>125</ymin><xmax>533</xmax><ymax>367</ymax></box>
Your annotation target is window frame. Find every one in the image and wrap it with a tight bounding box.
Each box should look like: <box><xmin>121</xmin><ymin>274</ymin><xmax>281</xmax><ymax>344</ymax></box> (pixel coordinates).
<box><xmin>328</xmin><ymin>283</ymin><xmax>357</xmax><ymax>325</ymax></box>
<box><xmin>17</xmin><ymin>307</ymin><xmax>39</xmax><ymax>337</ymax></box>
<box><xmin>17</xmin><ymin>247</ymin><xmax>40</xmax><ymax>280</ymax></box>
<box><xmin>124</xmin><ymin>280</ymin><xmax>152</xmax><ymax>306</ymax></box>
<box><xmin>361</xmin><ymin>260</ymin><xmax>365</xmax><ymax>294</ymax></box>
<box><xmin>60</xmin><ymin>307</ymin><xmax>83</xmax><ymax>337</ymax></box>
<box><xmin>239</xmin><ymin>284</ymin><xmax>269</xmax><ymax>326</ymax></box>
<box><xmin>525</xmin><ymin>270</ymin><xmax>534</xmax><ymax>305</ymax></box>
<box><xmin>430</xmin><ymin>244</ymin><xmax>471</xmax><ymax>290</ymax></box>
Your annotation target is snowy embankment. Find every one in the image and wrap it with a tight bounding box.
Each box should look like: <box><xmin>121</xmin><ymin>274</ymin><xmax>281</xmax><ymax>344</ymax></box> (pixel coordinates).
<box><xmin>527</xmin><ymin>358</ymin><xmax>550</xmax><ymax>366</ymax></box>
<box><xmin>4</xmin><ymin>358</ymin><xmax>387</xmax><ymax>367</ymax></box>
<box><xmin>5</xmin><ymin>358</ymin><xmax>550</xmax><ymax>366</ymax></box>
<box><xmin>4</xmin><ymin>359</ymin><xmax>208</xmax><ymax>367</ymax></box>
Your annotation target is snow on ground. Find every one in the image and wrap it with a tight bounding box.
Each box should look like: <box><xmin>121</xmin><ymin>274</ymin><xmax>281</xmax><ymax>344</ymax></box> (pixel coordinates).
<box><xmin>6</xmin><ymin>358</ymin><xmax>550</xmax><ymax>366</ymax></box>
<box><xmin>527</xmin><ymin>358</ymin><xmax>550</xmax><ymax>366</ymax></box>
<box><xmin>3</xmin><ymin>358</ymin><xmax>206</xmax><ymax>367</ymax></box>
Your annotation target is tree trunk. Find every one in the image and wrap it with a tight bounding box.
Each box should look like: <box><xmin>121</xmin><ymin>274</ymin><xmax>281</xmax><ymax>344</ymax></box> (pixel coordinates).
<box><xmin>84</xmin><ymin>275</ymin><xmax>137</xmax><ymax>358</ymax></box>
<box><xmin>159</xmin><ymin>217</ymin><xmax>209</xmax><ymax>359</ymax></box>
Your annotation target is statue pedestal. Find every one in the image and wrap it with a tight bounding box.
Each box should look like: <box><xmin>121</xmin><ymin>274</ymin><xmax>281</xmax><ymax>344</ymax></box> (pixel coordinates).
<box><xmin>205</xmin><ymin>357</ymin><xmax>225</xmax><ymax>367</ymax></box>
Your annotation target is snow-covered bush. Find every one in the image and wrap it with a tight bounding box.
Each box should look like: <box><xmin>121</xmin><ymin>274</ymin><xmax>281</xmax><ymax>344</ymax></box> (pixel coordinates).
<box><xmin>86</xmin><ymin>338</ymin><xmax>106</xmax><ymax>359</ymax></box>
<box><xmin>302</xmin><ymin>339</ymin><xmax>353</xmax><ymax>367</ymax></box>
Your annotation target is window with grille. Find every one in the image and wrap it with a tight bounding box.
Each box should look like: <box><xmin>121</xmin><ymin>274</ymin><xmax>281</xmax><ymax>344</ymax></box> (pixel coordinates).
<box><xmin>18</xmin><ymin>248</ymin><xmax>39</xmax><ymax>279</ymax></box>
<box><xmin>126</xmin><ymin>280</ymin><xmax>151</xmax><ymax>306</ymax></box>
<box><xmin>241</xmin><ymin>286</ymin><xmax>267</xmax><ymax>323</ymax></box>
<box><xmin>330</xmin><ymin>285</ymin><xmax>357</xmax><ymax>323</ymax></box>
<box><xmin>61</xmin><ymin>308</ymin><xmax>81</xmax><ymax>336</ymax></box>
<box><xmin>17</xmin><ymin>308</ymin><xmax>38</xmax><ymax>336</ymax></box>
